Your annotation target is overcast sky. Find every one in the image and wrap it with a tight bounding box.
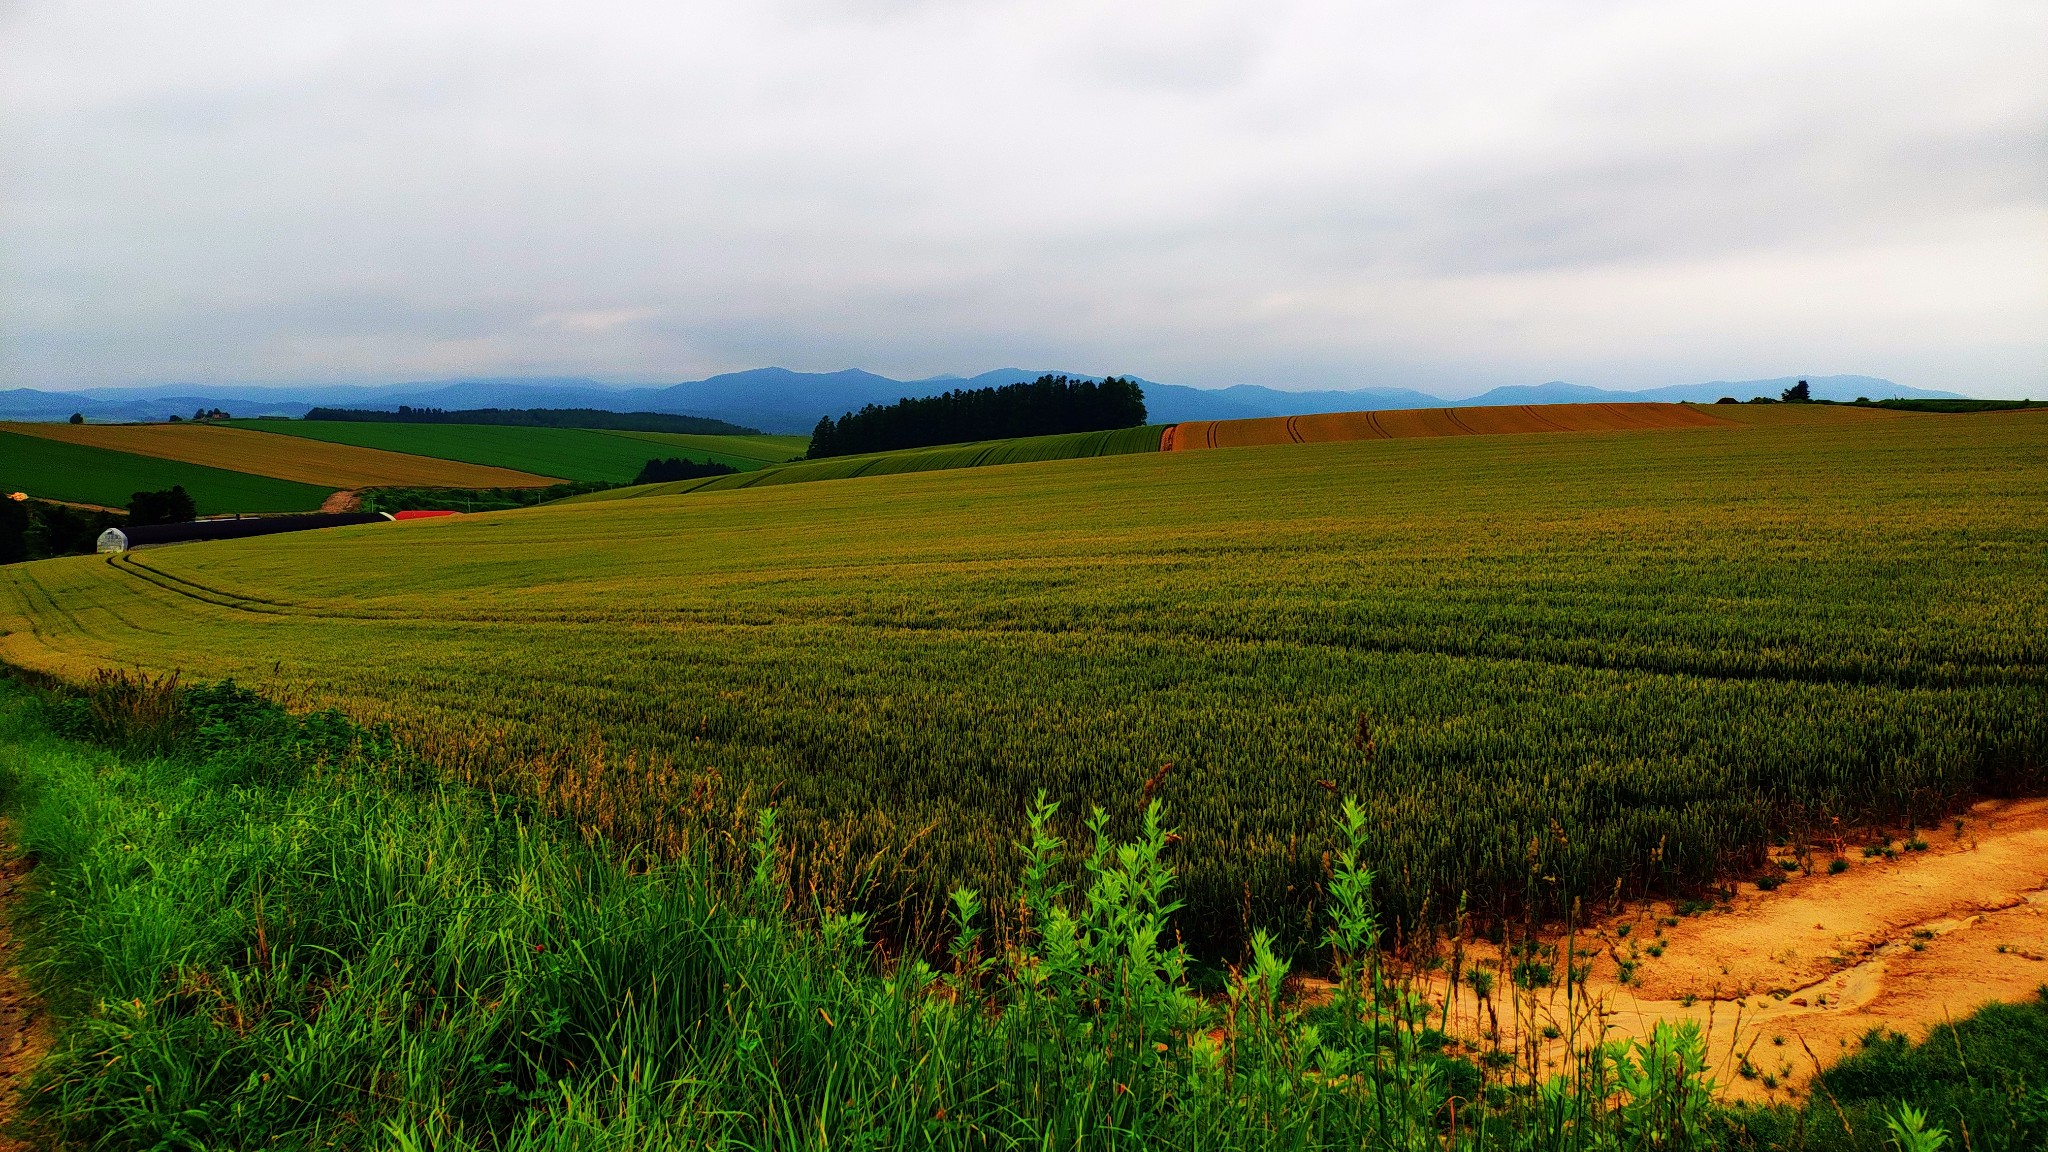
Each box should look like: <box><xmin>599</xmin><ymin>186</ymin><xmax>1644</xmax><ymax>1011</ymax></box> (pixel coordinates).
<box><xmin>3</xmin><ymin>1</ymin><xmax>2042</xmax><ymax>397</ymax></box>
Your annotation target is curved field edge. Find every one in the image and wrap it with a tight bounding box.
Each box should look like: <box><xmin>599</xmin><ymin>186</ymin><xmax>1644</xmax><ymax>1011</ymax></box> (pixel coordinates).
<box><xmin>3</xmin><ymin>420</ymin><xmax>558</xmax><ymax>490</ymax></box>
<box><xmin>225</xmin><ymin>420</ymin><xmax>795</xmax><ymax>481</ymax></box>
<box><xmin>0</xmin><ymin>429</ymin><xmax>336</xmax><ymax>514</ymax></box>
<box><xmin>565</xmin><ymin>404</ymin><xmax>1915</xmax><ymax>506</ymax></box>
<box><xmin>1</xmin><ymin>412</ymin><xmax>2044</xmax><ymax>956</ymax></box>
<box><xmin>598</xmin><ymin>430</ymin><xmax>809</xmax><ymax>467</ymax></box>
<box><xmin>563</xmin><ymin>422</ymin><xmax>1168</xmax><ymax>502</ymax></box>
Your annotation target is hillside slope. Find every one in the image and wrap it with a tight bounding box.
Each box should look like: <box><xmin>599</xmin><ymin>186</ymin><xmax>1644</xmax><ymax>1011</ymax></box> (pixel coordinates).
<box><xmin>5</xmin><ymin>421</ymin><xmax>555</xmax><ymax>489</ymax></box>
<box><xmin>4</xmin><ymin>409</ymin><xmax>2042</xmax><ymax>952</ymax></box>
<box><xmin>228</xmin><ymin>422</ymin><xmax>796</xmax><ymax>482</ymax></box>
<box><xmin>573</xmin><ymin>424</ymin><xmax>1164</xmax><ymax>502</ymax></box>
<box><xmin>0</xmin><ymin>430</ymin><xmax>335</xmax><ymax>514</ymax></box>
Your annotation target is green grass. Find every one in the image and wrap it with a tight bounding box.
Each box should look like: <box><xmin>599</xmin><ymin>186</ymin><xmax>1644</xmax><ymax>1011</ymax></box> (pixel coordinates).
<box><xmin>0</xmin><ymin>429</ymin><xmax>335</xmax><ymax>514</ymax></box>
<box><xmin>226</xmin><ymin>421</ymin><xmax>803</xmax><ymax>482</ymax></box>
<box><xmin>1727</xmin><ymin>993</ymin><xmax>2048</xmax><ymax>1150</ymax></box>
<box><xmin>3</xmin><ymin>410</ymin><xmax>2044</xmax><ymax>955</ymax></box>
<box><xmin>600</xmin><ymin>430</ymin><xmax>808</xmax><ymax>467</ymax></box>
<box><xmin>574</xmin><ymin>423</ymin><xmax>1166</xmax><ymax>501</ymax></box>
<box><xmin>6</xmin><ymin>674</ymin><xmax>2036</xmax><ymax>1149</ymax></box>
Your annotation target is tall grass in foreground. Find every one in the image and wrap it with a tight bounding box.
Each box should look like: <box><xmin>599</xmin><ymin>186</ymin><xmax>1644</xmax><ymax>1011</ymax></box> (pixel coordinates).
<box><xmin>0</xmin><ymin>676</ymin><xmax>2036</xmax><ymax>1150</ymax></box>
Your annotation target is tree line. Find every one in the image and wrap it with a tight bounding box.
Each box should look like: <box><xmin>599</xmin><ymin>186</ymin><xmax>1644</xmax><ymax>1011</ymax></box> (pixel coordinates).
<box><xmin>3</xmin><ymin>485</ymin><xmax>209</xmax><ymax>564</ymax></box>
<box><xmin>632</xmin><ymin>457</ymin><xmax>738</xmax><ymax>485</ymax></box>
<box><xmin>806</xmin><ymin>375</ymin><xmax>1147</xmax><ymax>459</ymax></box>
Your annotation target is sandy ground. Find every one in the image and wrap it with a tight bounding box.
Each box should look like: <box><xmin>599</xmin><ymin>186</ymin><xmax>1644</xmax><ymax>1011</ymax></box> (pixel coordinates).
<box><xmin>318</xmin><ymin>489</ymin><xmax>360</xmax><ymax>513</ymax></box>
<box><xmin>1323</xmin><ymin>798</ymin><xmax>2048</xmax><ymax>1104</ymax></box>
<box><xmin>0</xmin><ymin>824</ymin><xmax>47</xmax><ymax>1150</ymax></box>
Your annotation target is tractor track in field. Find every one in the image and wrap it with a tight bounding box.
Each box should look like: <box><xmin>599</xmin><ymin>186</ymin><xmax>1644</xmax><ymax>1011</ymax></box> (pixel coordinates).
<box><xmin>45</xmin><ymin>554</ymin><xmax>2046</xmax><ymax>696</ymax></box>
<box><xmin>108</xmin><ymin>555</ymin><xmax>308</xmax><ymax>616</ymax></box>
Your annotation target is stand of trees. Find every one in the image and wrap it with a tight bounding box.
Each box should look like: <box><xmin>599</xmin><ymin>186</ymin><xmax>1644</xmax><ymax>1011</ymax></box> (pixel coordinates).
<box><xmin>631</xmin><ymin>457</ymin><xmax>739</xmax><ymax>485</ymax></box>
<box><xmin>302</xmin><ymin>406</ymin><xmax>761</xmax><ymax>436</ymax></box>
<box><xmin>128</xmin><ymin>487</ymin><xmax>197</xmax><ymax>527</ymax></box>
<box><xmin>1</xmin><ymin>498</ymin><xmax>124</xmax><ymax>564</ymax></box>
<box><xmin>0</xmin><ymin>498</ymin><xmax>26</xmax><ymax>564</ymax></box>
<box><xmin>355</xmin><ymin>480</ymin><xmax>620</xmax><ymax>515</ymax></box>
<box><xmin>807</xmin><ymin>375</ymin><xmax>1146</xmax><ymax>459</ymax></box>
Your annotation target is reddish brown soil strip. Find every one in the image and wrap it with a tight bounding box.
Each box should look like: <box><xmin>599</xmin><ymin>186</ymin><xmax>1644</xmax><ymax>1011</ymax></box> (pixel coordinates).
<box><xmin>0</xmin><ymin>824</ymin><xmax>47</xmax><ymax>1150</ymax></box>
<box><xmin>1160</xmin><ymin>402</ymin><xmax>1739</xmax><ymax>453</ymax></box>
<box><xmin>319</xmin><ymin>489</ymin><xmax>361</xmax><ymax>513</ymax></box>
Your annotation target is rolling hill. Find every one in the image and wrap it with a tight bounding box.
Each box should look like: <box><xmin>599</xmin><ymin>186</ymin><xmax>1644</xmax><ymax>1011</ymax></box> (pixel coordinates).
<box><xmin>0</xmin><ymin>429</ymin><xmax>335</xmax><ymax>513</ymax></box>
<box><xmin>5</xmin><ymin>404</ymin><xmax>2041</xmax><ymax>951</ymax></box>
<box><xmin>4</xmin><ymin>420</ymin><xmax>556</xmax><ymax>490</ymax></box>
<box><xmin>227</xmin><ymin>422</ymin><xmax>806</xmax><ymax>483</ymax></box>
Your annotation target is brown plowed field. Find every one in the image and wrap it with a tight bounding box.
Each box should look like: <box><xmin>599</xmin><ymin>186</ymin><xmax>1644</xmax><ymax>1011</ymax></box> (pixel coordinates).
<box><xmin>1164</xmin><ymin>402</ymin><xmax>1735</xmax><ymax>451</ymax></box>
<box><xmin>3</xmin><ymin>422</ymin><xmax>558</xmax><ymax>489</ymax></box>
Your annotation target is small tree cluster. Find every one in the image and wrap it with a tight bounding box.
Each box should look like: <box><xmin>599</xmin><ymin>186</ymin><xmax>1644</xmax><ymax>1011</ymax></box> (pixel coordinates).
<box><xmin>128</xmin><ymin>486</ymin><xmax>197</xmax><ymax>526</ymax></box>
<box><xmin>0</xmin><ymin>495</ymin><xmax>27</xmax><ymax>564</ymax></box>
<box><xmin>807</xmin><ymin>375</ymin><xmax>1147</xmax><ymax>459</ymax></box>
<box><xmin>631</xmin><ymin>456</ymin><xmax>739</xmax><ymax>485</ymax></box>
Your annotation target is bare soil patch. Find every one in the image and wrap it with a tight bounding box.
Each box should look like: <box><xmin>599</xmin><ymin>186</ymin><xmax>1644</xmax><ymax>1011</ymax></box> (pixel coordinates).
<box><xmin>1338</xmin><ymin>798</ymin><xmax>2048</xmax><ymax>1104</ymax></box>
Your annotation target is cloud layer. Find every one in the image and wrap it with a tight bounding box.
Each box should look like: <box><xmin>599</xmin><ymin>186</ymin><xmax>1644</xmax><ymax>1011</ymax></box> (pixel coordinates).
<box><xmin>4</xmin><ymin>0</ymin><xmax>2043</xmax><ymax>395</ymax></box>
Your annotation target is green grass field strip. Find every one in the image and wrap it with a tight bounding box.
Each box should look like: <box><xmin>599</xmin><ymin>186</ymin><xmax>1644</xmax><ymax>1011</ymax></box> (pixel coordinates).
<box><xmin>6</xmin><ymin>410</ymin><xmax>2045</xmax><ymax>956</ymax></box>
<box><xmin>599</xmin><ymin>430</ymin><xmax>809</xmax><ymax>468</ymax></box>
<box><xmin>225</xmin><ymin>421</ymin><xmax>768</xmax><ymax>483</ymax></box>
<box><xmin>571</xmin><ymin>423</ymin><xmax>1168</xmax><ymax>502</ymax></box>
<box><xmin>0</xmin><ymin>429</ymin><xmax>335</xmax><ymax>514</ymax></box>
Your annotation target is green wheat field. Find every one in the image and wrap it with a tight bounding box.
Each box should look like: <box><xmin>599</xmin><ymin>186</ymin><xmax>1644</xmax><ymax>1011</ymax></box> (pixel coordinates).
<box><xmin>8</xmin><ymin>405</ymin><xmax>2043</xmax><ymax>953</ymax></box>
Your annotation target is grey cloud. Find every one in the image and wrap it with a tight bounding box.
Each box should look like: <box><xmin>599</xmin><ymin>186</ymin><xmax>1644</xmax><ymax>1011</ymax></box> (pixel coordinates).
<box><xmin>2</xmin><ymin>0</ymin><xmax>2042</xmax><ymax>395</ymax></box>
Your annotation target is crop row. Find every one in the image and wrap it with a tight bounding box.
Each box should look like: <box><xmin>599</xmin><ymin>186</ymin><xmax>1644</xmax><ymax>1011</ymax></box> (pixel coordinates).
<box><xmin>3</xmin><ymin>409</ymin><xmax>2043</xmax><ymax>955</ymax></box>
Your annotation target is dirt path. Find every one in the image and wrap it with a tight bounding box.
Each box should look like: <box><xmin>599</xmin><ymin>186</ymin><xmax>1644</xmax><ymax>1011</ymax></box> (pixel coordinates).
<box><xmin>1355</xmin><ymin>798</ymin><xmax>2048</xmax><ymax>1104</ymax></box>
<box><xmin>0</xmin><ymin>823</ymin><xmax>45</xmax><ymax>1149</ymax></box>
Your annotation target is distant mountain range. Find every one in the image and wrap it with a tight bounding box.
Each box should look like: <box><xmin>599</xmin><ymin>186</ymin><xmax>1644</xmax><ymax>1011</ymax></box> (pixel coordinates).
<box><xmin>0</xmin><ymin>371</ymin><xmax>1961</xmax><ymax>434</ymax></box>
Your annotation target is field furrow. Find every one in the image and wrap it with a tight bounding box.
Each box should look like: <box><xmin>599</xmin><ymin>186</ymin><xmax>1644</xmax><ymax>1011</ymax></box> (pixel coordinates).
<box><xmin>3</xmin><ymin>408</ymin><xmax>2044</xmax><ymax>954</ymax></box>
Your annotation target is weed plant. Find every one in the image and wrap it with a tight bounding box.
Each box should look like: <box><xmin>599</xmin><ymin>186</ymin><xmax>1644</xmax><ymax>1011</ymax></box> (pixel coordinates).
<box><xmin>0</xmin><ymin>676</ymin><xmax>1784</xmax><ymax>1150</ymax></box>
